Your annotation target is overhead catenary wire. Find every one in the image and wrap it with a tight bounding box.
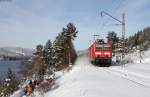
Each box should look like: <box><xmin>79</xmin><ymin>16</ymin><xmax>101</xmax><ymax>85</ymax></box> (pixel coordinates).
<box><xmin>100</xmin><ymin>11</ymin><xmax>126</xmax><ymax>67</ymax></box>
<box><xmin>100</xmin><ymin>0</ymin><xmax>126</xmax><ymax>30</ymax></box>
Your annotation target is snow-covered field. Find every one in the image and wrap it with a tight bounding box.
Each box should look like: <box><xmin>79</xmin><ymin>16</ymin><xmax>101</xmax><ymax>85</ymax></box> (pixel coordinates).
<box><xmin>126</xmin><ymin>49</ymin><xmax>150</xmax><ymax>63</ymax></box>
<box><xmin>11</xmin><ymin>50</ymin><xmax>150</xmax><ymax>97</ymax></box>
<box><xmin>43</xmin><ymin>55</ymin><xmax>150</xmax><ymax>97</ymax></box>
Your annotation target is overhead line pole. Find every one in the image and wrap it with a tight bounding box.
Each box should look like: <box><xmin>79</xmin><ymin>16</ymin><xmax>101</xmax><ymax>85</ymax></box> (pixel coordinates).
<box><xmin>101</xmin><ymin>11</ymin><xmax>125</xmax><ymax>66</ymax></box>
<box><xmin>122</xmin><ymin>13</ymin><xmax>125</xmax><ymax>66</ymax></box>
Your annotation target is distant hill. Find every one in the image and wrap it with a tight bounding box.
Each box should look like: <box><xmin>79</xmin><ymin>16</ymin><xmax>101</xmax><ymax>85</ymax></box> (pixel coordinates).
<box><xmin>0</xmin><ymin>47</ymin><xmax>35</xmax><ymax>57</ymax></box>
<box><xmin>126</xmin><ymin>27</ymin><xmax>150</xmax><ymax>50</ymax></box>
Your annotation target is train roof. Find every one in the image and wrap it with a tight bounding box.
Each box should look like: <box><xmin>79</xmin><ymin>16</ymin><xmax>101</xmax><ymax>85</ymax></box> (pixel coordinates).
<box><xmin>95</xmin><ymin>39</ymin><xmax>112</xmax><ymax>44</ymax></box>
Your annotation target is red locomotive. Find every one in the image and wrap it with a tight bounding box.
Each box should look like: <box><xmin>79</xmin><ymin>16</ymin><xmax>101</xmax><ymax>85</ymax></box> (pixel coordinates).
<box><xmin>88</xmin><ymin>39</ymin><xmax>112</xmax><ymax>66</ymax></box>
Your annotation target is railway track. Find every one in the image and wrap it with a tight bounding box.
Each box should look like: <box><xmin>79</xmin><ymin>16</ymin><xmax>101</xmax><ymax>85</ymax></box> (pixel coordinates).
<box><xmin>99</xmin><ymin>67</ymin><xmax>150</xmax><ymax>89</ymax></box>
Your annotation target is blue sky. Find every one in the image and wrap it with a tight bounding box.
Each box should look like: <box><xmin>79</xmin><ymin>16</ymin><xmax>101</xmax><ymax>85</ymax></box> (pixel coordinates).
<box><xmin>0</xmin><ymin>0</ymin><xmax>150</xmax><ymax>50</ymax></box>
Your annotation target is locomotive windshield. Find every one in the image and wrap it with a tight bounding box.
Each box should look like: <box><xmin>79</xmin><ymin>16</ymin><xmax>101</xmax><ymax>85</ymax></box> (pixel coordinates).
<box><xmin>96</xmin><ymin>44</ymin><xmax>111</xmax><ymax>50</ymax></box>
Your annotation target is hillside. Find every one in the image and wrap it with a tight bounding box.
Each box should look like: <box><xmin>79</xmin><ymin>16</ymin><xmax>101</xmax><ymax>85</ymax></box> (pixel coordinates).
<box><xmin>0</xmin><ymin>47</ymin><xmax>34</xmax><ymax>57</ymax></box>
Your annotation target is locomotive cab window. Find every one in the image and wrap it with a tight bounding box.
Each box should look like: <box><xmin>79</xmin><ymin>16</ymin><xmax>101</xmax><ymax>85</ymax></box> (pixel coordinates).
<box><xmin>96</xmin><ymin>45</ymin><xmax>111</xmax><ymax>50</ymax></box>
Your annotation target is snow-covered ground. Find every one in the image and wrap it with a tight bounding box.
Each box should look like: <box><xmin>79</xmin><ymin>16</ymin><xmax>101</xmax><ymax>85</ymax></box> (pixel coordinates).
<box><xmin>10</xmin><ymin>89</ymin><xmax>24</xmax><ymax>97</ymax></box>
<box><xmin>11</xmin><ymin>50</ymin><xmax>150</xmax><ymax>97</ymax></box>
<box><xmin>43</xmin><ymin>55</ymin><xmax>150</xmax><ymax>97</ymax></box>
<box><xmin>126</xmin><ymin>49</ymin><xmax>150</xmax><ymax>63</ymax></box>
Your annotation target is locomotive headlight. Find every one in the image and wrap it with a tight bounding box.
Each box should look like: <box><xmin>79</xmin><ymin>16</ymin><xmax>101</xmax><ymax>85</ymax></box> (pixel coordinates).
<box><xmin>104</xmin><ymin>52</ymin><xmax>110</xmax><ymax>55</ymax></box>
<box><xmin>95</xmin><ymin>52</ymin><xmax>102</xmax><ymax>55</ymax></box>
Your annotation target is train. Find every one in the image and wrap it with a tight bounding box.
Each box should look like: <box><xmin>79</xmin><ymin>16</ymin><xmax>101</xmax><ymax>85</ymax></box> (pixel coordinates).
<box><xmin>88</xmin><ymin>39</ymin><xmax>113</xmax><ymax>66</ymax></box>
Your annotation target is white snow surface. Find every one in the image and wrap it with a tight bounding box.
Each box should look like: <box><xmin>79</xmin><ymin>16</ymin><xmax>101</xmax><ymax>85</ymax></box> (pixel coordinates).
<box><xmin>126</xmin><ymin>50</ymin><xmax>150</xmax><ymax>63</ymax></box>
<box><xmin>10</xmin><ymin>88</ymin><xmax>24</xmax><ymax>97</ymax></box>
<box><xmin>11</xmin><ymin>50</ymin><xmax>150</xmax><ymax>97</ymax></box>
<box><xmin>43</xmin><ymin>55</ymin><xmax>150</xmax><ymax>97</ymax></box>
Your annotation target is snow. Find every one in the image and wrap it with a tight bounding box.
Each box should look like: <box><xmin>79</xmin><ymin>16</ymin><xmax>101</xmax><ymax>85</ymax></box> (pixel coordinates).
<box><xmin>10</xmin><ymin>50</ymin><xmax>150</xmax><ymax>97</ymax></box>
<box><xmin>126</xmin><ymin>50</ymin><xmax>150</xmax><ymax>63</ymax></box>
<box><xmin>10</xmin><ymin>89</ymin><xmax>24</xmax><ymax>97</ymax></box>
<box><xmin>43</xmin><ymin>55</ymin><xmax>150</xmax><ymax>97</ymax></box>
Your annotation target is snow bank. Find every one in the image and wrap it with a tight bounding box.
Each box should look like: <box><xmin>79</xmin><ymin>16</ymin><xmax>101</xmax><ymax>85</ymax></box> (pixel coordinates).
<box><xmin>126</xmin><ymin>50</ymin><xmax>150</xmax><ymax>63</ymax></box>
<box><xmin>10</xmin><ymin>88</ymin><xmax>24</xmax><ymax>97</ymax></box>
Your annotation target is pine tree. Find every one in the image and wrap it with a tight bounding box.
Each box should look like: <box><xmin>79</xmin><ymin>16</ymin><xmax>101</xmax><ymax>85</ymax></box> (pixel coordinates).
<box><xmin>0</xmin><ymin>68</ymin><xmax>18</xmax><ymax>97</ymax></box>
<box><xmin>107</xmin><ymin>31</ymin><xmax>119</xmax><ymax>43</ymax></box>
<box><xmin>43</xmin><ymin>40</ymin><xmax>55</xmax><ymax>75</ymax></box>
<box><xmin>107</xmin><ymin>31</ymin><xmax>119</xmax><ymax>51</ymax></box>
<box><xmin>63</xmin><ymin>23</ymin><xmax>78</xmax><ymax>65</ymax></box>
<box><xmin>53</xmin><ymin>23</ymin><xmax>78</xmax><ymax>70</ymax></box>
<box><xmin>126</xmin><ymin>27</ymin><xmax>150</xmax><ymax>50</ymax></box>
<box><xmin>53</xmin><ymin>33</ymin><xmax>66</xmax><ymax>70</ymax></box>
<box><xmin>32</xmin><ymin>44</ymin><xmax>45</xmax><ymax>80</ymax></box>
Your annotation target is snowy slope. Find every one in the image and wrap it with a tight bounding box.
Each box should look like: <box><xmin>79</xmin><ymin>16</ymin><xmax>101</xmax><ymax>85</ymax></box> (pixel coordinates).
<box><xmin>11</xmin><ymin>50</ymin><xmax>150</xmax><ymax>97</ymax></box>
<box><xmin>10</xmin><ymin>89</ymin><xmax>24</xmax><ymax>97</ymax></box>
<box><xmin>42</xmin><ymin>55</ymin><xmax>150</xmax><ymax>97</ymax></box>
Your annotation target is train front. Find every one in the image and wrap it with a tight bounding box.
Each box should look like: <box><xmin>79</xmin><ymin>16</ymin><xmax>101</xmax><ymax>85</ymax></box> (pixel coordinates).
<box><xmin>94</xmin><ymin>41</ymin><xmax>112</xmax><ymax>66</ymax></box>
